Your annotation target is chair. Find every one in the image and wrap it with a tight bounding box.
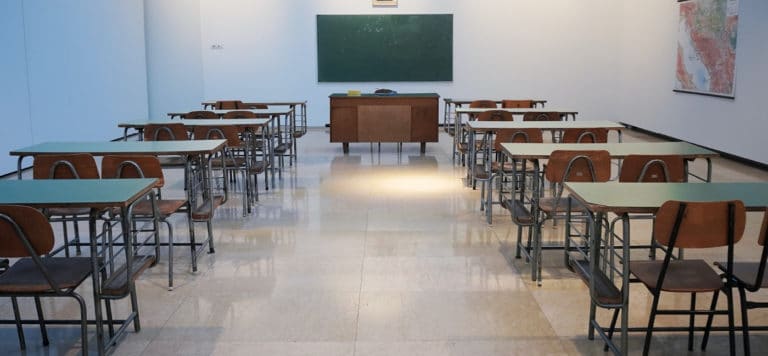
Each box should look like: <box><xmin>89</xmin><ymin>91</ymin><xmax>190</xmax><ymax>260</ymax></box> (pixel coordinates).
<box><xmin>523</xmin><ymin>112</ymin><xmax>562</xmax><ymax>141</ymax></box>
<box><xmin>620</xmin><ymin>200</ymin><xmax>745</xmax><ymax>355</ymax></box>
<box><xmin>609</xmin><ymin>155</ymin><xmax>687</xmax><ymax>260</ymax></box>
<box><xmin>455</xmin><ymin>100</ymin><xmax>498</xmax><ymax>164</ymax></box>
<box><xmin>143</xmin><ymin>123</ymin><xmax>189</xmax><ymax>141</ymax></box>
<box><xmin>0</xmin><ymin>205</ymin><xmax>93</xmax><ymax>354</ymax></box>
<box><xmin>194</xmin><ymin>125</ymin><xmax>267</xmax><ymax>214</ymax></box>
<box><xmin>184</xmin><ymin>110</ymin><xmax>218</xmax><ymax>120</ymax></box>
<box><xmin>705</xmin><ymin>210</ymin><xmax>768</xmax><ymax>355</ymax></box>
<box><xmin>215</xmin><ymin>100</ymin><xmax>243</xmax><ymax>110</ymax></box>
<box><xmin>476</xmin><ymin>109</ymin><xmax>513</xmax><ymax>122</ymax></box>
<box><xmin>32</xmin><ymin>153</ymin><xmax>100</xmax><ymax>257</ymax></box>
<box><xmin>469</xmin><ymin>110</ymin><xmax>514</xmax><ymax>188</ymax></box>
<box><xmin>491</xmin><ymin>128</ymin><xmax>544</xmax><ymax>229</ymax></box>
<box><xmin>618</xmin><ymin>154</ymin><xmax>686</xmax><ymax>183</ymax></box>
<box><xmin>525</xmin><ymin>150</ymin><xmax>611</xmax><ymax>284</ymax></box>
<box><xmin>102</xmin><ymin>155</ymin><xmax>189</xmax><ymax>290</ymax></box>
<box><xmin>561</xmin><ymin>128</ymin><xmax>609</xmax><ymax>143</ymax></box>
<box><xmin>250</xmin><ymin>104</ymin><xmax>270</xmax><ymax>119</ymax></box>
<box><xmin>222</xmin><ymin>110</ymin><xmax>257</xmax><ymax>119</ymax></box>
<box><xmin>522</xmin><ymin>112</ymin><xmax>561</xmax><ymax>122</ymax></box>
<box><xmin>501</xmin><ymin>100</ymin><xmax>534</xmax><ymax>108</ymax></box>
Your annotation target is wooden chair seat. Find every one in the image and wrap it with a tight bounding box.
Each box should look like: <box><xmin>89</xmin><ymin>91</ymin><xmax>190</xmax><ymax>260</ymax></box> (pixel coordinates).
<box><xmin>630</xmin><ymin>259</ymin><xmax>722</xmax><ymax>292</ymax></box>
<box><xmin>192</xmin><ymin>196</ymin><xmax>225</xmax><ymax>220</ymax></box>
<box><xmin>101</xmin><ymin>255</ymin><xmax>156</xmax><ymax>297</ymax></box>
<box><xmin>537</xmin><ymin>197</ymin><xmax>588</xmax><ymax>214</ymax></box>
<box><xmin>0</xmin><ymin>257</ymin><xmax>92</xmax><ymax>293</ymax></box>
<box><xmin>249</xmin><ymin>161</ymin><xmax>269</xmax><ymax>174</ymax></box>
<box><xmin>131</xmin><ymin>199</ymin><xmax>188</xmax><ymax>217</ymax></box>
<box><xmin>46</xmin><ymin>207</ymin><xmax>91</xmax><ymax>216</ymax></box>
<box><xmin>715</xmin><ymin>262</ymin><xmax>768</xmax><ymax>290</ymax></box>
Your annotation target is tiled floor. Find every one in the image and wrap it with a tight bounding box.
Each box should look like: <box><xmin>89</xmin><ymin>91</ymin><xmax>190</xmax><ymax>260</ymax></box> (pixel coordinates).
<box><xmin>1</xmin><ymin>128</ymin><xmax>767</xmax><ymax>355</ymax></box>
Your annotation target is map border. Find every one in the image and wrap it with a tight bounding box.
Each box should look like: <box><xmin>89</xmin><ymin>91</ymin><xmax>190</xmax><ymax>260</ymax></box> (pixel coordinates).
<box><xmin>673</xmin><ymin>0</ymin><xmax>739</xmax><ymax>99</ymax></box>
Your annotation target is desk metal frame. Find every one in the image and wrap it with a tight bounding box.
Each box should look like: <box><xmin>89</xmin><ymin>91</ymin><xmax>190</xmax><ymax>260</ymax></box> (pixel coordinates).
<box><xmin>0</xmin><ymin>178</ymin><xmax>158</xmax><ymax>355</ymax></box>
<box><xmin>453</xmin><ymin>107</ymin><xmax>579</xmax><ymax>164</ymax></box>
<box><xmin>497</xmin><ymin>142</ymin><xmax>719</xmax><ymax>286</ymax></box>
<box><xmin>564</xmin><ymin>182</ymin><xmax>768</xmax><ymax>355</ymax></box>
<box><xmin>442</xmin><ymin>98</ymin><xmax>547</xmax><ymax>134</ymax></box>
<box><xmin>10</xmin><ymin>140</ymin><xmax>228</xmax><ymax>289</ymax></box>
<box><xmin>118</xmin><ymin>119</ymin><xmax>277</xmax><ymax>199</ymax></box>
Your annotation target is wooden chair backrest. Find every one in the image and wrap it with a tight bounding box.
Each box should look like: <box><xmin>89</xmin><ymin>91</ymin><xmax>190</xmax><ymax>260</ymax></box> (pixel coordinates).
<box><xmin>222</xmin><ymin>110</ymin><xmax>257</xmax><ymax>119</ymax></box>
<box><xmin>477</xmin><ymin>110</ymin><xmax>513</xmax><ymax>122</ymax></box>
<box><xmin>523</xmin><ymin>112</ymin><xmax>560</xmax><ymax>122</ymax></box>
<box><xmin>654</xmin><ymin>200</ymin><xmax>746</xmax><ymax>249</ymax></box>
<box><xmin>193</xmin><ymin>126</ymin><xmax>242</xmax><ymax>146</ymax></box>
<box><xmin>619</xmin><ymin>155</ymin><xmax>686</xmax><ymax>183</ymax></box>
<box><xmin>144</xmin><ymin>123</ymin><xmax>189</xmax><ymax>141</ymax></box>
<box><xmin>493</xmin><ymin>128</ymin><xmax>544</xmax><ymax>151</ymax></box>
<box><xmin>501</xmin><ymin>100</ymin><xmax>533</xmax><ymax>108</ymax></box>
<box><xmin>33</xmin><ymin>153</ymin><xmax>99</xmax><ymax>179</ymax></box>
<box><xmin>545</xmin><ymin>150</ymin><xmax>611</xmax><ymax>183</ymax></box>
<box><xmin>101</xmin><ymin>155</ymin><xmax>165</xmax><ymax>188</ymax></box>
<box><xmin>0</xmin><ymin>205</ymin><xmax>54</xmax><ymax>257</ymax></box>
<box><xmin>561</xmin><ymin>128</ymin><xmax>609</xmax><ymax>143</ymax></box>
<box><xmin>469</xmin><ymin>100</ymin><xmax>497</xmax><ymax>109</ymax></box>
<box><xmin>184</xmin><ymin>110</ymin><xmax>218</xmax><ymax>119</ymax></box>
<box><xmin>215</xmin><ymin>100</ymin><xmax>242</xmax><ymax>110</ymax></box>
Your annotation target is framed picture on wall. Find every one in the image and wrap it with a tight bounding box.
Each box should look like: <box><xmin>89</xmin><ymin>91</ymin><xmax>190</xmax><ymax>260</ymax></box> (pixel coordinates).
<box><xmin>373</xmin><ymin>0</ymin><xmax>397</xmax><ymax>7</ymax></box>
<box><xmin>674</xmin><ymin>0</ymin><xmax>739</xmax><ymax>98</ymax></box>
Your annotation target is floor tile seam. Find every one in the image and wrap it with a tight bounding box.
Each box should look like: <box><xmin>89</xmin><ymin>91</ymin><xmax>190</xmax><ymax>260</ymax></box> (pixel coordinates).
<box><xmin>138</xmin><ymin>293</ymin><xmax>191</xmax><ymax>355</ymax></box>
<box><xmin>351</xmin><ymin>210</ymin><xmax>371</xmax><ymax>356</ymax></box>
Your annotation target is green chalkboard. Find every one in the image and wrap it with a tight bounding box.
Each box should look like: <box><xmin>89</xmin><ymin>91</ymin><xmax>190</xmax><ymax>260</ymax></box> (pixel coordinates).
<box><xmin>317</xmin><ymin>14</ymin><xmax>453</xmax><ymax>82</ymax></box>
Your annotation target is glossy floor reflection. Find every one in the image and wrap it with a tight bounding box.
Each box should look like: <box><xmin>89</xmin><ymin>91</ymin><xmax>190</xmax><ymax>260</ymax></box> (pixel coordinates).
<box><xmin>1</xmin><ymin>128</ymin><xmax>767</xmax><ymax>355</ymax></box>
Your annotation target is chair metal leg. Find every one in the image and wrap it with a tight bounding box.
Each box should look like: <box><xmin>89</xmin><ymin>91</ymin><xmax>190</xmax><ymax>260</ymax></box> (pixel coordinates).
<box><xmin>130</xmin><ymin>284</ymin><xmax>142</xmax><ymax>332</ymax></box>
<box><xmin>738</xmin><ymin>287</ymin><xmax>751</xmax><ymax>355</ymax></box>
<box><xmin>643</xmin><ymin>291</ymin><xmax>663</xmax><ymax>356</ymax></box>
<box><xmin>604</xmin><ymin>307</ymin><xmax>621</xmax><ymax>351</ymax></box>
<box><xmin>62</xmin><ymin>220</ymin><xmax>71</xmax><ymax>258</ymax></box>
<box><xmin>701</xmin><ymin>289</ymin><xmax>720</xmax><ymax>349</ymax></box>
<box><xmin>725</xmin><ymin>288</ymin><xmax>736</xmax><ymax>355</ymax></box>
<box><xmin>72</xmin><ymin>293</ymin><xmax>88</xmax><ymax>356</ymax></box>
<box><xmin>688</xmin><ymin>293</ymin><xmax>696</xmax><ymax>350</ymax></box>
<box><xmin>207</xmin><ymin>220</ymin><xmax>215</xmax><ymax>253</ymax></box>
<box><xmin>34</xmin><ymin>296</ymin><xmax>49</xmax><ymax>346</ymax></box>
<box><xmin>11</xmin><ymin>297</ymin><xmax>26</xmax><ymax>350</ymax></box>
<box><xmin>105</xmin><ymin>298</ymin><xmax>115</xmax><ymax>337</ymax></box>
<box><xmin>165</xmin><ymin>219</ymin><xmax>174</xmax><ymax>290</ymax></box>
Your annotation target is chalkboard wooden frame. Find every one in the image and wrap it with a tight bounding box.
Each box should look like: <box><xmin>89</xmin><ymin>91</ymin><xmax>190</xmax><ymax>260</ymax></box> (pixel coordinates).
<box><xmin>317</xmin><ymin>14</ymin><xmax>453</xmax><ymax>82</ymax></box>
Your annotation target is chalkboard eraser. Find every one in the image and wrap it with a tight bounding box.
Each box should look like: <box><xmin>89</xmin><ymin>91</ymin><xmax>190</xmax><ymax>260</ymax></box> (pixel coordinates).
<box><xmin>347</xmin><ymin>90</ymin><xmax>361</xmax><ymax>96</ymax></box>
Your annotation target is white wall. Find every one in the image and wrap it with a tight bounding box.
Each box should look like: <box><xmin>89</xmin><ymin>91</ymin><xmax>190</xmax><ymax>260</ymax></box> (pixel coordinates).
<box><xmin>0</xmin><ymin>0</ymin><xmax>149</xmax><ymax>174</ymax></box>
<box><xmin>194</xmin><ymin>0</ymin><xmax>622</xmax><ymax>125</ymax></box>
<box><xmin>144</xmin><ymin>0</ymin><xmax>766</xmax><ymax>163</ymax></box>
<box><xmin>0</xmin><ymin>0</ymin><xmax>34</xmax><ymax>174</ymax></box>
<box><xmin>144</xmin><ymin>0</ymin><xmax>205</xmax><ymax>120</ymax></box>
<box><xmin>618</xmin><ymin>0</ymin><xmax>767</xmax><ymax>163</ymax></box>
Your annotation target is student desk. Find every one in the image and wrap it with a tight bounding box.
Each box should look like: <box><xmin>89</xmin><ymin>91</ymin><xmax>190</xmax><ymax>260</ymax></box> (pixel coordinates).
<box><xmin>465</xmin><ymin>120</ymin><xmax>625</xmax><ymax>182</ymax></box>
<box><xmin>453</xmin><ymin>107</ymin><xmax>579</xmax><ymax>163</ymax></box>
<box><xmin>10</xmin><ymin>140</ymin><xmax>227</xmax><ymax>277</ymax></box>
<box><xmin>443</xmin><ymin>98</ymin><xmax>547</xmax><ymax>133</ymax></box>
<box><xmin>0</xmin><ymin>178</ymin><xmax>158</xmax><ymax>355</ymax></box>
<box><xmin>201</xmin><ymin>100</ymin><xmax>308</xmax><ymax>143</ymax></box>
<box><xmin>167</xmin><ymin>108</ymin><xmax>297</xmax><ymax>167</ymax></box>
<box><xmin>465</xmin><ymin>121</ymin><xmax>626</xmax><ymax>222</ymax></box>
<box><xmin>118</xmin><ymin>120</ymin><xmax>275</xmax><ymax>211</ymax></box>
<box><xmin>564</xmin><ymin>182</ymin><xmax>768</xmax><ymax>355</ymax></box>
<box><xmin>496</xmin><ymin>142</ymin><xmax>719</xmax><ymax>285</ymax></box>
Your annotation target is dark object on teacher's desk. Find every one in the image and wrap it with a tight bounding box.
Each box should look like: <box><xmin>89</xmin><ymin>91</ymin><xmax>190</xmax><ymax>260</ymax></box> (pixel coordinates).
<box><xmin>374</xmin><ymin>88</ymin><xmax>397</xmax><ymax>96</ymax></box>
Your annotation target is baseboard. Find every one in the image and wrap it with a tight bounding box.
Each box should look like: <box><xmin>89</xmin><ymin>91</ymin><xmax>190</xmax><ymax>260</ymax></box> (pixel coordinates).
<box><xmin>621</xmin><ymin>122</ymin><xmax>768</xmax><ymax>171</ymax></box>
